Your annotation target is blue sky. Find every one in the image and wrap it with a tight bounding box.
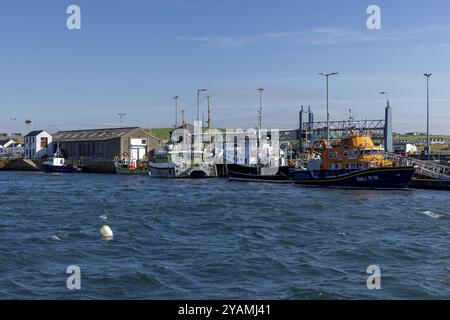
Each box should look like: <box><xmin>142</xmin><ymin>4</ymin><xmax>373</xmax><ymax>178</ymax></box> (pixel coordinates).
<box><xmin>1</xmin><ymin>0</ymin><xmax>450</xmax><ymax>134</ymax></box>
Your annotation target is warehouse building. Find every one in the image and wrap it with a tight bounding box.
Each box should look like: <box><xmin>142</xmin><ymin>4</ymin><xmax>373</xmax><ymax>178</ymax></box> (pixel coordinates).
<box><xmin>51</xmin><ymin>127</ymin><xmax>160</xmax><ymax>161</ymax></box>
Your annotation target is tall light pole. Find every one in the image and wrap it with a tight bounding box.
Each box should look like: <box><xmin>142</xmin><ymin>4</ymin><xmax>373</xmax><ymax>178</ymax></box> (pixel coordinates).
<box><xmin>424</xmin><ymin>73</ymin><xmax>432</xmax><ymax>160</ymax></box>
<box><xmin>174</xmin><ymin>96</ymin><xmax>179</xmax><ymax>128</ymax></box>
<box><xmin>380</xmin><ymin>91</ymin><xmax>389</xmax><ymax>107</ymax></box>
<box><xmin>10</xmin><ymin>118</ymin><xmax>16</xmax><ymax>157</ymax></box>
<box><xmin>257</xmin><ymin>88</ymin><xmax>264</xmax><ymax>130</ymax></box>
<box><xmin>118</xmin><ymin>113</ymin><xmax>127</xmax><ymax>127</ymax></box>
<box><xmin>197</xmin><ymin>89</ymin><xmax>207</xmax><ymax>122</ymax></box>
<box><xmin>319</xmin><ymin>72</ymin><xmax>338</xmax><ymax>142</ymax></box>
<box><xmin>181</xmin><ymin>108</ymin><xmax>186</xmax><ymax>126</ymax></box>
<box><xmin>207</xmin><ymin>95</ymin><xmax>212</xmax><ymax>130</ymax></box>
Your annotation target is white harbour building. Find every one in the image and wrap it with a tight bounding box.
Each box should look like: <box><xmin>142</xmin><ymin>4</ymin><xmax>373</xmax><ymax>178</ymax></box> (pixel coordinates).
<box><xmin>24</xmin><ymin>130</ymin><xmax>52</xmax><ymax>159</ymax></box>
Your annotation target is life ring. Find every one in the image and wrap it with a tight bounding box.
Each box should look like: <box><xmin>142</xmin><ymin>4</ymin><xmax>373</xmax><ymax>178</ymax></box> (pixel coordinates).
<box><xmin>128</xmin><ymin>163</ymin><xmax>135</xmax><ymax>169</ymax></box>
<box><xmin>310</xmin><ymin>139</ymin><xmax>327</xmax><ymax>154</ymax></box>
<box><xmin>123</xmin><ymin>152</ymin><xmax>129</xmax><ymax>158</ymax></box>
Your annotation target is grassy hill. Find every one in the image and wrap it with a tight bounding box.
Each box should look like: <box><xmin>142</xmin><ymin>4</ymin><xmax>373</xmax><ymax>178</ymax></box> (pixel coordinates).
<box><xmin>3</xmin><ymin>136</ymin><xmax>24</xmax><ymax>144</ymax></box>
<box><xmin>143</xmin><ymin>127</ymin><xmax>226</xmax><ymax>142</ymax></box>
<box><xmin>395</xmin><ymin>134</ymin><xmax>450</xmax><ymax>141</ymax></box>
<box><xmin>394</xmin><ymin>134</ymin><xmax>450</xmax><ymax>154</ymax></box>
<box><xmin>143</xmin><ymin>128</ymin><xmax>172</xmax><ymax>141</ymax></box>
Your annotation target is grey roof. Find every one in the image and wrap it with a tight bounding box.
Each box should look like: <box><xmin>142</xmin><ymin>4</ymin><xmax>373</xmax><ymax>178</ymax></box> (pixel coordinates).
<box><xmin>52</xmin><ymin>127</ymin><xmax>156</xmax><ymax>142</ymax></box>
<box><xmin>0</xmin><ymin>139</ymin><xmax>12</xmax><ymax>146</ymax></box>
<box><xmin>25</xmin><ymin>130</ymin><xmax>45</xmax><ymax>137</ymax></box>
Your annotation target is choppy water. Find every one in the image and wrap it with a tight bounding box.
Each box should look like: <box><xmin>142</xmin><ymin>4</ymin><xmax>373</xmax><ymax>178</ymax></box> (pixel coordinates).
<box><xmin>0</xmin><ymin>171</ymin><xmax>449</xmax><ymax>299</ymax></box>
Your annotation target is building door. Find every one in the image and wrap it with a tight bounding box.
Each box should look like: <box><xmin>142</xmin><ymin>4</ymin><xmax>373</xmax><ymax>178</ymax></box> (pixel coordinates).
<box><xmin>131</xmin><ymin>148</ymin><xmax>139</xmax><ymax>161</ymax></box>
<box><xmin>130</xmin><ymin>147</ymin><xmax>147</xmax><ymax>161</ymax></box>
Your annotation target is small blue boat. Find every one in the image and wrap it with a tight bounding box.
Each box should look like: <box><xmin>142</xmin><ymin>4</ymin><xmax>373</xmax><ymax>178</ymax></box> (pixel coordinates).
<box><xmin>42</xmin><ymin>152</ymin><xmax>81</xmax><ymax>173</ymax></box>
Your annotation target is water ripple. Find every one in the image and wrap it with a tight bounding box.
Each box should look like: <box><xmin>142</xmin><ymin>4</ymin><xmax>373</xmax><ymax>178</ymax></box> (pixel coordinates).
<box><xmin>0</xmin><ymin>171</ymin><xmax>449</xmax><ymax>299</ymax></box>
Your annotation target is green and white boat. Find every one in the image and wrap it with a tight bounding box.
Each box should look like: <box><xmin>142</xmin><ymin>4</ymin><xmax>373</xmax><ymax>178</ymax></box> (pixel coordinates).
<box><xmin>114</xmin><ymin>159</ymin><xmax>149</xmax><ymax>176</ymax></box>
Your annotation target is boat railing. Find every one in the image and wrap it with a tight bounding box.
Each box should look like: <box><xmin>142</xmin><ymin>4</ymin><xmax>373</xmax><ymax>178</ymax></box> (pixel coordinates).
<box><xmin>383</xmin><ymin>152</ymin><xmax>450</xmax><ymax>180</ymax></box>
<box><xmin>310</xmin><ymin>168</ymin><xmax>362</xmax><ymax>179</ymax></box>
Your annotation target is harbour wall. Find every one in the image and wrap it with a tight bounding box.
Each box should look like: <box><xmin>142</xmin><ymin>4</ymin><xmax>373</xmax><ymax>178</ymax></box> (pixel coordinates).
<box><xmin>0</xmin><ymin>158</ymin><xmax>44</xmax><ymax>171</ymax></box>
<box><xmin>410</xmin><ymin>179</ymin><xmax>450</xmax><ymax>191</ymax></box>
<box><xmin>0</xmin><ymin>159</ymin><xmax>115</xmax><ymax>174</ymax></box>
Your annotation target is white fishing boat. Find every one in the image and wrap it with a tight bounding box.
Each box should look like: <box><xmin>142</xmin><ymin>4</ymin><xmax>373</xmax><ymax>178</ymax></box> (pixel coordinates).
<box><xmin>149</xmin><ymin>144</ymin><xmax>217</xmax><ymax>178</ymax></box>
<box><xmin>42</xmin><ymin>151</ymin><xmax>80</xmax><ymax>173</ymax></box>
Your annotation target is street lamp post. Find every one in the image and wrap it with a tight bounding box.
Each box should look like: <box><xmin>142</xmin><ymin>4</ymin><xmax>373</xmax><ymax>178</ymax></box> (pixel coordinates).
<box><xmin>380</xmin><ymin>91</ymin><xmax>389</xmax><ymax>107</ymax></box>
<box><xmin>197</xmin><ymin>89</ymin><xmax>207</xmax><ymax>122</ymax></box>
<box><xmin>174</xmin><ymin>96</ymin><xmax>179</xmax><ymax>128</ymax></box>
<box><xmin>319</xmin><ymin>72</ymin><xmax>338</xmax><ymax>142</ymax></box>
<box><xmin>118</xmin><ymin>113</ymin><xmax>127</xmax><ymax>127</ymax></box>
<box><xmin>424</xmin><ymin>73</ymin><xmax>432</xmax><ymax>160</ymax></box>
<box><xmin>257</xmin><ymin>88</ymin><xmax>264</xmax><ymax>130</ymax></box>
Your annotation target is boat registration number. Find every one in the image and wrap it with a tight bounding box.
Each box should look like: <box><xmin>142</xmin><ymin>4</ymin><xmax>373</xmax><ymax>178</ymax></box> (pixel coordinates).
<box><xmin>356</xmin><ymin>175</ymin><xmax>380</xmax><ymax>182</ymax></box>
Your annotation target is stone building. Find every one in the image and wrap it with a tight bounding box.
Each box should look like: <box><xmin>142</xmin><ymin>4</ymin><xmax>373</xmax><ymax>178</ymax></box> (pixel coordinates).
<box><xmin>51</xmin><ymin>127</ymin><xmax>160</xmax><ymax>161</ymax></box>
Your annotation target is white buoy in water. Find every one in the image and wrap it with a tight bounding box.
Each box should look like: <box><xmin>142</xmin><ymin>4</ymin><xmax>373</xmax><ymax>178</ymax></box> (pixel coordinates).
<box><xmin>100</xmin><ymin>225</ymin><xmax>113</xmax><ymax>239</ymax></box>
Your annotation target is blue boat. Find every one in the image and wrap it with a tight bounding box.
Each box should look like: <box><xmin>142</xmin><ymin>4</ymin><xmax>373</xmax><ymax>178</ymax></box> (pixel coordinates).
<box><xmin>292</xmin><ymin>166</ymin><xmax>416</xmax><ymax>189</ymax></box>
<box><xmin>42</xmin><ymin>152</ymin><xmax>81</xmax><ymax>173</ymax></box>
<box><xmin>227</xmin><ymin>163</ymin><xmax>295</xmax><ymax>183</ymax></box>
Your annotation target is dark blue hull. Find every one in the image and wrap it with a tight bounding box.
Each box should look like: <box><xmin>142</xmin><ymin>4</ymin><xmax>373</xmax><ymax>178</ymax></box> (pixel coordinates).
<box><xmin>227</xmin><ymin>164</ymin><xmax>295</xmax><ymax>183</ymax></box>
<box><xmin>292</xmin><ymin>166</ymin><xmax>416</xmax><ymax>189</ymax></box>
<box><xmin>43</xmin><ymin>164</ymin><xmax>80</xmax><ymax>173</ymax></box>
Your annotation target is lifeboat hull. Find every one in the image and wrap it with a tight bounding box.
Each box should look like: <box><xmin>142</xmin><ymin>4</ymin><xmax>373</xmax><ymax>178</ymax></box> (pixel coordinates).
<box><xmin>292</xmin><ymin>166</ymin><xmax>416</xmax><ymax>189</ymax></box>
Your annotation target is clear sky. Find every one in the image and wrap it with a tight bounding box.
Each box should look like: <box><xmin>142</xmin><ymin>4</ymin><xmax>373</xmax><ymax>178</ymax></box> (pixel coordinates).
<box><xmin>1</xmin><ymin>0</ymin><xmax>450</xmax><ymax>134</ymax></box>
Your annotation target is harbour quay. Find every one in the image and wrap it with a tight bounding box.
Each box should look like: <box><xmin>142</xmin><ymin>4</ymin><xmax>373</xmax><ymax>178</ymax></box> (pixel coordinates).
<box><xmin>0</xmin><ymin>118</ymin><xmax>449</xmax><ymax>190</ymax></box>
<box><xmin>0</xmin><ymin>127</ymin><xmax>161</xmax><ymax>174</ymax></box>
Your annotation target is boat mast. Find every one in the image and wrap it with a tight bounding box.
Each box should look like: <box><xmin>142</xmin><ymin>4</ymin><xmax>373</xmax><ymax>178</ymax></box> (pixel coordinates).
<box><xmin>257</xmin><ymin>88</ymin><xmax>264</xmax><ymax>173</ymax></box>
<box><xmin>207</xmin><ymin>96</ymin><xmax>212</xmax><ymax>130</ymax></box>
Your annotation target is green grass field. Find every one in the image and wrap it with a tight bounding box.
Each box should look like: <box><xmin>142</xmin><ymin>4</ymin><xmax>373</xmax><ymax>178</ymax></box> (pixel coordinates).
<box><xmin>395</xmin><ymin>134</ymin><xmax>450</xmax><ymax>141</ymax></box>
<box><xmin>143</xmin><ymin>127</ymin><xmax>226</xmax><ymax>142</ymax></box>
<box><xmin>394</xmin><ymin>134</ymin><xmax>450</xmax><ymax>154</ymax></box>
<box><xmin>143</xmin><ymin>128</ymin><xmax>172</xmax><ymax>141</ymax></box>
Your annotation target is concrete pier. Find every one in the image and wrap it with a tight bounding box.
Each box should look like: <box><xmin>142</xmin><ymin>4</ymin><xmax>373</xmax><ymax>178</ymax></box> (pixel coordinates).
<box><xmin>0</xmin><ymin>159</ymin><xmax>43</xmax><ymax>171</ymax></box>
<box><xmin>410</xmin><ymin>178</ymin><xmax>450</xmax><ymax>191</ymax></box>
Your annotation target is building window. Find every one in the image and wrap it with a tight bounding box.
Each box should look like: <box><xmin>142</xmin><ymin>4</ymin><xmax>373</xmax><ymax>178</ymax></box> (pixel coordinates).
<box><xmin>40</xmin><ymin>137</ymin><xmax>48</xmax><ymax>148</ymax></box>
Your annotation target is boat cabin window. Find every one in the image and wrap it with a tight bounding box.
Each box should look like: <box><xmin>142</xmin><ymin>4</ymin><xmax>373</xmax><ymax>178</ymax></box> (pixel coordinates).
<box><xmin>344</xmin><ymin>151</ymin><xmax>348</xmax><ymax>157</ymax></box>
<box><xmin>329</xmin><ymin>163</ymin><xmax>340</xmax><ymax>170</ymax></box>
